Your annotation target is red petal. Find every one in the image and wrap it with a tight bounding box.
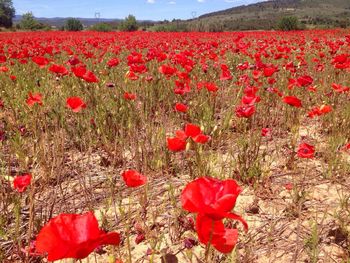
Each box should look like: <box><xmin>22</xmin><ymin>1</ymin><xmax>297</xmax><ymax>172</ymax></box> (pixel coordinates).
<box><xmin>193</xmin><ymin>134</ymin><xmax>210</xmax><ymax>144</ymax></box>
<box><xmin>167</xmin><ymin>137</ymin><xmax>186</xmax><ymax>152</ymax></box>
<box><xmin>184</xmin><ymin>124</ymin><xmax>201</xmax><ymax>138</ymax></box>
<box><xmin>226</xmin><ymin>213</ymin><xmax>249</xmax><ymax>232</ymax></box>
<box><xmin>196</xmin><ymin>214</ymin><xmax>239</xmax><ymax>254</ymax></box>
<box><xmin>121</xmin><ymin>170</ymin><xmax>147</xmax><ymax>187</ymax></box>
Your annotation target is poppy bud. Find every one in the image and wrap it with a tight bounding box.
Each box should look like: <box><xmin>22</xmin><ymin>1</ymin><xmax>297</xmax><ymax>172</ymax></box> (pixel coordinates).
<box><xmin>106</xmin><ymin>82</ymin><xmax>115</xmax><ymax>88</ymax></box>
<box><xmin>135</xmin><ymin>233</ymin><xmax>146</xmax><ymax>244</ymax></box>
<box><xmin>184</xmin><ymin>238</ymin><xmax>198</xmax><ymax>249</ymax></box>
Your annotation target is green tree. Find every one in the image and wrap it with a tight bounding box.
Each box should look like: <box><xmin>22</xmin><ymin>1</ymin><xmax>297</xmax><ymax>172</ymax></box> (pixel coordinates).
<box><xmin>277</xmin><ymin>16</ymin><xmax>300</xmax><ymax>31</ymax></box>
<box><xmin>19</xmin><ymin>12</ymin><xmax>39</xmax><ymax>30</ymax></box>
<box><xmin>65</xmin><ymin>18</ymin><xmax>83</xmax><ymax>31</ymax></box>
<box><xmin>0</xmin><ymin>0</ymin><xmax>15</xmax><ymax>28</ymax></box>
<box><xmin>119</xmin><ymin>14</ymin><xmax>138</xmax><ymax>32</ymax></box>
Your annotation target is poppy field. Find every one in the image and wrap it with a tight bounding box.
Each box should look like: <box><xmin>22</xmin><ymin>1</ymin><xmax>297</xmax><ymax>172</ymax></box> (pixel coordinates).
<box><xmin>0</xmin><ymin>30</ymin><xmax>350</xmax><ymax>262</ymax></box>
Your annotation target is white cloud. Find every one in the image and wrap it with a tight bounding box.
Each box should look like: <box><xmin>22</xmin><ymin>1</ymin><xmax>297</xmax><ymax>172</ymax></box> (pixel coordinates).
<box><xmin>168</xmin><ymin>1</ymin><xmax>176</xmax><ymax>4</ymax></box>
<box><xmin>197</xmin><ymin>0</ymin><xmax>205</xmax><ymax>2</ymax></box>
<box><xmin>147</xmin><ymin>0</ymin><xmax>155</xmax><ymax>3</ymax></box>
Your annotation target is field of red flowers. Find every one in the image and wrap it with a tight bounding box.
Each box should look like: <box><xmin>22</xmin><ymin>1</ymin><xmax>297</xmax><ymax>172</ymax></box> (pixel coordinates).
<box><xmin>0</xmin><ymin>30</ymin><xmax>350</xmax><ymax>263</ymax></box>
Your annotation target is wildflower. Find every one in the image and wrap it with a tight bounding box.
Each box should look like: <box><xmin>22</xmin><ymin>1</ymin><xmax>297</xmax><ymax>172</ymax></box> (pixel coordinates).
<box><xmin>36</xmin><ymin>212</ymin><xmax>120</xmax><ymax>261</ymax></box>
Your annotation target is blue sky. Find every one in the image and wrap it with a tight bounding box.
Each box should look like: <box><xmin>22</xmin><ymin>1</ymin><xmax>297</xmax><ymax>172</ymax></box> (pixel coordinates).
<box><xmin>13</xmin><ymin>0</ymin><xmax>263</xmax><ymax>20</ymax></box>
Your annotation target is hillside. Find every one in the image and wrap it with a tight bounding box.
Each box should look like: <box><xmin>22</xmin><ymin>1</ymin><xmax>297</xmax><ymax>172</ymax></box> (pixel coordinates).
<box><xmin>199</xmin><ymin>0</ymin><xmax>350</xmax><ymax>19</ymax></box>
<box><xmin>178</xmin><ymin>0</ymin><xmax>350</xmax><ymax>31</ymax></box>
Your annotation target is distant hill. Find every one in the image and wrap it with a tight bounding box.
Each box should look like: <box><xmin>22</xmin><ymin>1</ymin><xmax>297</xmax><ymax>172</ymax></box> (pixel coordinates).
<box><xmin>13</xmin><ymin>15</ymin><xmax>120</xmax><ymax>28</ymax></box>
<box><xmin>189</xmin><ymin>0</ymin><xmax>350</xmax><ymax>30</ymax></box>
<box><xmin>13</xmin><ymin>15</ymin><xmax>156</xmax><ymax>28</ymax></box>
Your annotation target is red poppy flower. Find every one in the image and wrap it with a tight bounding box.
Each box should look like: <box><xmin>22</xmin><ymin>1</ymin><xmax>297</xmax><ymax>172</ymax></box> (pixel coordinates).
<box><xmin>244</xmin><ymin>85</ymin><xmax>259</xmax><ymax>95</ymax></box>
<box><xmin>331</xmin><ymin>83</ymin><xmax>349</xmax><ymax>93</ymax></box>
<box><xmin>196</xmin><ymin>214</ymin><xmax>238</xmax><ymax>254</ymax></box>
<box><xmin>202</xmin><ymin>80</ymin><xmax>223</xmax><ymax>91</ymax></box>
<box><xmin>319</xmin><ymin>105</ymin><xmax>332</xmax><ymax>114</ymax></box>
<box><xmin>83</xmin><ymin>71</ymin><xmax>99</xmax><ymax>83</ymax></box>
<box><xmin>107</xmin><ymin>58</ymin><xmax>120</xmax><ymax>68</ymax></box>
<box><xmin>174</xmin><ymin>80</ymin><xmax>191</xmax><ymax>95</ymax></box>
<box><xmin>297</xmin><ymin>143</ymin><xmax>315</xmax><ymax>158</ymax></box>
<box><xmin>237</xmin><ymin>62</ymin><xmax>249</xmax><ymax>71</ymax></box>
<box><xmin>72</xmin><ymin>66</ymin><xmax>86</xmax><ymax>78</ymax></box>
<box><xmin>332</xmin><ymin>54</ymin><xmax>350</xmax><ymax>69</ymax></box>
<box><xmin>220</xmin><ymin>64</ymin><xmax>232</xmax><ymax>80</ymax></box>
<box><xmin>168</xmin><ymin>124</ymin><xmax>210</xmax><ymax>148</ymax></box>
<box><xmin>184</xmin><ymin>123</ymin><xmax>201</xmax><ymax>139</ymax></box>
<box><xmin>167</xmin><ymin>137</ymin><xmax>187</xmax><ymax>152</ymax></box>
<box><xmin>193</xmin><ymin>134</ymin><xmax>211</xmax><ymax>144</ymax></box>
<box><xmin>268</xmin><ymin>78</ymin><xmax>276</xmax><ymax>85</ymax></box>
<box><xmin>72</xmin><ymin>66</ymin><xmax>99</xmax><ymax>83</ymax></box>
<box><xmin>263</xmin><ymin>67</ymin><xmax>277</xmax><ymax>77</ymax></box>
<box><xmin>252</xmin><ymin>70</ymin><xmax>262</xmax><ymax>80</ymax></box>
<box><xmin>205</xmin><ymin>82</ymin><xmax>219</xmax><ymax>93</ymax></box>
<box><xmin>67</xmin><ymin>56</ymin><xmax>81</xmax><ymax>66</ymax></box>
<box><xmin>235</xmin><ymin>105</ymin><xmax>255</xmax><ymax>118</ymax></box>
<box><xmin>0</xmin><ymin>66</ymin><xmax>8</xmax><ymax>72</ymax></box>
<box><xmin>13</xmin><ymin>173</ymin><xmax>32</xmax><ymax>193</ymax></box>
<box><xmin>181</xmin><ymin>177</ymin><xmax>247</xmax><ymax>229</ymax></box>
<box><xmin>124</xmin><ymin>92</ymin><xmax>137</xmax><ymax>100</ymax></box>
<box><xmin>332</xmin><ymin>54</ymin><xmax>348</xmax><ymax>64</ymax></box>
<box><xmin>26</xmin><ymin>92</ymin><xmax>43</xmax><ymax>107</ymax></box>
<box><xmin>35</xmin><ymin>212</ymin><xmax>120</xmax><ymax>261</ymax></box>
<box><xmin>0</xmin><ymin>54</ymin><xmax>6</xmax><ymax>63</ymax></box>
<box><xmin>49</xmin><ymin>64</ymin><xmax>69</xmax><ymax>76</ymax></box>
<box><xmin>308</xmin><ymin>105</ymin><xmax>332</xmax><ymax>118</ymax></box>
<box><xmin>307</xmin><ymin>108</ymin><xmax>320</xmax><ymax>118</ymax></box>
<box><xmin>297</xmin><ymin>75</ymin><xmax>313</xmax><ymax>87</ymax></box>
<box><xmin>175</xmin><ymin>103</ymin><xmax>188</xmax><ymax>113</ymax></box>
<box><xmin>283</xmin><ymin>96</ymin><xmax>302</xmax><ymax>108</ymax></box>
<box><xmin>242</xmin><ymin>95</ymin><xmax>260</xmax><ymax>105</ymax></box>
<box><xmin>121</xmin><ymin>170</ymin><xmax>147</xmax><ymax>187</ymax></box>
<box><xmin>130</xmin><ymin>63</ymin><xmax>147</xmax><ymax>74</ymax></box>
<box><xmin>32</xmin><ymin>56</ymin><xmax>49</xmax><ymax>67</ymax></box>
<box><xmin>126</xmin><ymin>71</ymin><xmax>139</xmax><ymax>80</ymax></box>
<box><xmin>158</xmin><ymin>64</ymin><xmax>177</xmax><ymax>77</ymax></box>
<box><xmin>66</xmin><ymin>97</ymin><xmax>86</xmax><ymax>112</ymax></box>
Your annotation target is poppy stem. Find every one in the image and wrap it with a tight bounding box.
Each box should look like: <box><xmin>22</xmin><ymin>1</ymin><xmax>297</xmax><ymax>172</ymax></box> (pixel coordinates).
<box><xmin>126</xmin><ymin>197</ymin><xmax>133</xmax><ymax>263</ymax></box>
<box><xmin>26</xmin><ymin>180</ymin><xmax>35</xmax><ymax>262</ymax></box>
<box><xmin>194</xmin><ymin>144</ymin><xmax>202</xmax><ymax>176</ymax></box>
<box><xmin>144</xmin><ymin>184</ymin><xmax>148</xmax><ymax>207</ymax></box>
<box><xmin>204</xmin><ymin>219</ymin><xmax>214</xmax><ymax>261</ymax></box>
